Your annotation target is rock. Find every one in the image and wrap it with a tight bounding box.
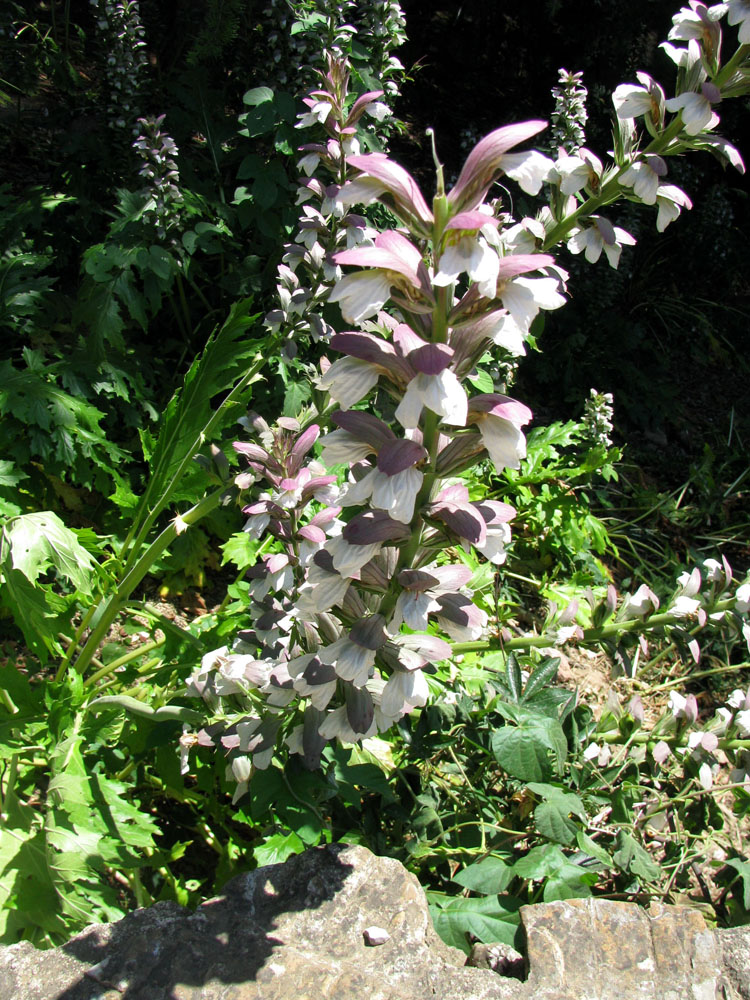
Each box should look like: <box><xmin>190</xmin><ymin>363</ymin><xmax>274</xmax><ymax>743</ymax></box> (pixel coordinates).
<box><xmin>717</xmin><ymin>925</ymin><xmax>750</xmax><ymax>1000</ymax></box>
<box><xmin>0</xmin><ymin>846</ymin><xmax>746</xmax><ymax>1000</ymax></box>
<box><xmin>467</xmin><ymin>942</ymin><xmax>525</xmax><ymax>979</ymax></box>
<box><xmin>521</xmin><ymin>897</ymin><xmax>733</xmax><ymax>1000</ymax></box>
<box><xmin>0</xmin><ymin>844</ymin><xmax>516</xmax><ymax>1000</ymax></box>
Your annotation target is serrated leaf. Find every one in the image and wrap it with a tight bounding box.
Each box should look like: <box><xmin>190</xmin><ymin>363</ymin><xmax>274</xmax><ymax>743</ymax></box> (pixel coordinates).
<box><xmin>220</xmin><ymin>531</ymin><xmax>260</xmax><ymax>570</ymax></box>
<box><xmin>253</xmin><ymin>831</ymin><xmax>305</xmax><ymax>866</ymax></box>
<box><xmin>452</xmin><ymin>856</ymin><xmax>513</xmax><ymax>894</ymax></box>
<box><xmin>0</xmin><ymin>511</ymin><xmax>97</xmax><ymax>593</ymax></box>
<box><xmin>428</xmin><ymin>893</ymin><xmax>522</xmax><ymax>954</ymax></box>
<box><xmin>0</xmin><ymin>569</ymin><xmax>70</xmax><ymax>662</ymax></box>
<box><xmin>0</xmin><ymin>461</ymin><xmax>27</xmax><ymax>487</ymax></box>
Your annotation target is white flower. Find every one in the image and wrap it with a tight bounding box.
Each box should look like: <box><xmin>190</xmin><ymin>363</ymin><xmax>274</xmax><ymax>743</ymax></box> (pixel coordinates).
<box><xmin>727</xmin><ymin>0</ymin><xmax>750</xmax><ymax>42</ymax></box>
<box><xmin>433</xmin><ymin>236</ymin><xmax>500</xmax><ymax>298</ymax></box>
<box><xmin>339</xmin><ymin>465</ymin><xmax>423</xmax><ymax>524</ymax></box>
<box><xmin>665</xmin><ymin>90</ymin><xmax>718</xmax><ymax>135</ymax></box>
<box><xmin>619</xmin><ymin>157</ymin><xmax>666</xmax><ymax>205</ymax></box>
<box><xmin>380</xmin><ymin>668</ymin><xmax>429</xmax><ymax>717</ymax></box>
<box><xmin>328</xmin><ymin>271</ymin><xmax>393</xmax><ymax>323</ymax></box>
<box><xmin>622</xmin><ymin>584</ymin><xmax>660</xmax><ymax>618</ymax></box>
<box><xmin>698</xmin><ymin>762</ymin><xmax>714</xmax><ymax>791</ymax></box>
<box><xmin>613</xmin><ymin>83</ymin><xmax>654</xmax><ymax>119</ymax></box>
<box><xmin>655</xmin><ymin>184</ymin><xmax>693</xmax><ymax>231</ymax></box>
<box><xmin>499</xmin><ymin>275</ymin><xmax>566</xmax><ymax>331</ymax></box>
<box><xmin>318</xmin><ymin>356</ymin><xmax>380</xmax><ymax>409</ymax></box>
<box><xmin>318</xmin><ymin>705</ymin><xmax>377</xmax><ymax>743</ymax></box>
<box><xmin>499</xmin><ymin>150</ymin><xmax>555</xmax><ymax>195</ymax></box>
<box><xmin>734</xmin><ymin>582</ymin><xmax>750</xmax><ymax>613</ymax></box>
<box><xmin>476</xmin><ymin>519</ymin><xmax>512</xmax><ymax>565</ymax></box>
<box><xmin>395</xmin><ymin>369</ymin><xmax>468</xmax><ymax>429</ymax></box>
<box><xmin>671</xmin><ymin>595</ymin><xmax>701</xmax><ymax>617</ymax></box>
<box><xmin>567</xmin><ymin>218</ymin><xmax>636</xmax><ymax>269</ymax></box>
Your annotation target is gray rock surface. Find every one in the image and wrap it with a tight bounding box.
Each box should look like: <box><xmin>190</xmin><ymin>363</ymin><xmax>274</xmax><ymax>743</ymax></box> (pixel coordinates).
<box><xmin>0</xmin><ymin>844</ymin><xmax>748</xmax><ymax>1000</ymax></box>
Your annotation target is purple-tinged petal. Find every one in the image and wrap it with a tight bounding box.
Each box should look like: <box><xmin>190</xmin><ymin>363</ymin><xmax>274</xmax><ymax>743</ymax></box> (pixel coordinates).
<box><xmin>396</xmin><ymin>633</ymin><xmax>452</xmax><ymax>663</ymax></box>
<box><xmin>496</xmin><ymin>253</ymin><xmax>555</xmax><ymax>279</ymax></box>
<box><xmin>475</xmin><ymin>499</ymin><xmax>517</xmax><ymax>524</ymax></box>
<box><xmin>349</xmin><ymin>614</ymin><xmax>388</xmax><ymax>650</ymax></box>
<box><xmin>342</xmin><ymin>510</ymin><xmax>412</xmax><ymax>545</ymax></box>
<box><xmin>346</xmin><ymin>90</ymin><xmax>385</xmax><ymax>126</ymax></box>
<box><xmin>289</xmin><ymin>424</ymin><xmax>320</xmax><ymax>471</ymax></box>
<box><xmin>346</xmin><ymin>683</ymin><xmax>375</xmax><ymax>734</ymax></box>
<box><xmin>409</xmin><ymin>342</ymin><xmax>454</xmax><ymax>375</ymax></box>
<box><xmin>330</xmin><ymin>330</ymin><xmax>396</xmax><ymax>364</ymax></box>
<box><xmin>346</xmin><ymin>153</ymin><xmax>433</xmax><ymax>227</ymax></box>
<box><xmin>398</xmin><ymin>568</ymin><xmax>442</xmax><ymax>592</ymax></box>
<box><xmin>448</xmin><ymin>121</ymin><xmax>548</xmax><ymax>212</ymax></box>
<box><xmin>435</xmin><ymin>432</ymin><xmax>485</xmax><ymax>475</ymax></box>
<box><xmin>377</xmin><ymin>438</ymin><xmax>428</xmax><ymax>475</ymax></box>
<box><xmin>431</xmin><ymin>503</ymin><xmax>486</xmax><ymax>544</ymax></box>
<box><xmin>445</xmin><ymin>211</ymin><xmax>499</xmax><ymax>232</ymax></box>
<box><xmin>468</xmin><ymin>393</ymin><xmax>533</xmax><ymax>427</ymax></box>
<box><xmin>233</xmin><ymin>441</ymin><xmax>270</xmax><ymax>463</ymax></box>
<box><xmin>298</xmin><ymin>524</ymin><xmax>327</xmax><ymax>544</ymax></box>
<box><xmin>332</xmin><ymin>410</ymin><xmax>395</xmax><ymax>448</ymax></box>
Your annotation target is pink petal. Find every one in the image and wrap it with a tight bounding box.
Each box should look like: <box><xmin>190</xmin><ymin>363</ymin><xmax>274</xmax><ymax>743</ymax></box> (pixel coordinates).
<box><xmin>448</xmin><ymin>121</ymin><xmax>547</xmax><ymax>212</ymax></box>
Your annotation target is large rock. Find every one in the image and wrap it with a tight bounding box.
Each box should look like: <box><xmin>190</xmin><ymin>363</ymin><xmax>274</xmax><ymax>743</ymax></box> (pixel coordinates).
<box><xmin>0</xmin><ymin>844</ymin><xmax>748</xmax><ymax>1000</ymax></box>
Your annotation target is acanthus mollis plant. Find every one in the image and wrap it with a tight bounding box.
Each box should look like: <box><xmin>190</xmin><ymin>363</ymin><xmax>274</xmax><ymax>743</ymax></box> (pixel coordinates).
<box><xmin>181</xmin><ymin>4</ymin><xmax>750</xmax><ymax>795</ymax></box>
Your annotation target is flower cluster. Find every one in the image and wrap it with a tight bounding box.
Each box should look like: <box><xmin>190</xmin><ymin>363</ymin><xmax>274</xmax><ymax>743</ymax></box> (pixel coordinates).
<box><xmin>132</xmin><ymin>115</ymin><xmax>183</xmax><ymax>240</ymax></box>
<box><xmin>264</xmin><ymin>54</ymin><xmax>397</xmax><ymax>361</ymax></box>
<box><xmin>582</xmin><ymin>389</ymin><xmax>615</xmax><ymax>449</ymax></box>
<box><xmin>89</xmin><ymin>0</ymin><xmax>148</xmax><ymax>136</ymax></box>
<box><xmin>256</xmin><ymin>0</ymin><xmax>406</xmax><ymax>99</ymax></box>
<box><xmin>550</xmin><ymin>68</ymin><xmax>588</xmax><ymax>154</ymax></box>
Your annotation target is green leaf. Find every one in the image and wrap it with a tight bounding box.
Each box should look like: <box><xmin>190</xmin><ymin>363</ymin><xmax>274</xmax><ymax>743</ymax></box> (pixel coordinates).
<box><xmin>491</xmin><ymin>710</ymin><xmax>567</xmax><ymax>781</ymax></box>
<box><xmin>506</xmin><ymin>652</ymin><xmax>522</xmax><ymax>703</ymax></box>
<box><xmin>0</xmin><ymin>511</ymin><xmax>97</xmax><ymax>593</ymax></box>
<box><xmin>428</xmin><ymin>893</ymin><xmax>523</xmax><ymax>954</ymax></box>
<box><xmin>613</xmin><ymin>832</ymin><xmax>661</xmax><ymax>883</ymax></box>
<box><xmin>522</xmin><ymin>656</ymin><xmax>561</xmax><ymax>702</ymax></box>
<box><xmin>527</xmin><ymin>783</ymin><xmax>586</xmax><ymax>845</ymax></box>
<box><xmin>0</xmin><ymin>569</ymin><xmax>70</xmax><ymax>662</ymax></box>
<box><xmin>452</xmin><ymin>856</ymin><xmax>513</xmax><ymax>894</ymax></box>
<box><xmin>467</xmin><ymin>369</ymin><xmax>494</xmax><ymax>393</ymax></box>
<box><xmin>725</xmin><ymin>858</ymin><xmax>750</xmax><ymax>910</ymax></box>
<box><xmin>243</xmin><ymin>86</ymin><xmax>274</xmax><ymax>105</ymax></box>
<box><xmin>253</xmin><ymin>831</ymin><xmax>305</xmax><ymax>866</ymax></box>
<box><xmin>0</xmin><ymin>461</ymin><xmax>27</xmax><ymax>488</ymax></box>
<box><xmin>130</xmin><ymin>299</ymin><xmax>264</xmax><ymax>531</ymax></box>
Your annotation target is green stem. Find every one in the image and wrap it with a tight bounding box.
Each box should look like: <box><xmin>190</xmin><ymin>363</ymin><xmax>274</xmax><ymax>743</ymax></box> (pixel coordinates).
<box><xmin>451</xmin><ymin>598</ymin><xmax>738</xmax><ymax>656</ymax></box>
<box><xmin>69</xmin><ymin>486</ymin><xmax>231</xmax><ymax>679</ymax></box>
<box><xmin>83</xmin><ymin>639</ymin><xmax>165</xmax><ymax>689</ymax></box>
<box><xmin>541</xmin><ymin>117</ymin><xmax>688</xmax><ymax>252</ymax></box>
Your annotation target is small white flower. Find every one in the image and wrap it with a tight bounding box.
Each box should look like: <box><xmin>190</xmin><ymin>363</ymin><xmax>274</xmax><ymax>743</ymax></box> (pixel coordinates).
<box><xmin>395</xmin><ymin>370</ymin><xmax>468</xmax><ymax>429</ymax></box>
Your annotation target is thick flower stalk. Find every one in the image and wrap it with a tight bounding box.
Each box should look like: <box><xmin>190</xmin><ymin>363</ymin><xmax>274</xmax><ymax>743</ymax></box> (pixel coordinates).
<box><xmin>184</xmin><ymin>122</ymin><xmax>574</xmax><ymax>791</ymax></box>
